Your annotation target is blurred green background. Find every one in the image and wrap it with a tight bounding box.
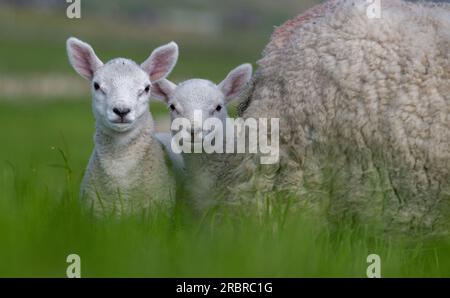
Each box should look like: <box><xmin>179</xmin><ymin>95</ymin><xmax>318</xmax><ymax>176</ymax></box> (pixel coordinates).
<box><xmin>0</xmin><ymin>0</ymin><xmax>449</xmax><ymax>277</ymax></box>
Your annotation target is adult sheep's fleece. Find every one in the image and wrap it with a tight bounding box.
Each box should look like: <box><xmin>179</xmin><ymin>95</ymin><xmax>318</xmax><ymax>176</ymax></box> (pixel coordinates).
<box><xmin>223</xmin><ymin>0</ymin><xmax>450</xmax><ymax>233</ymax></box>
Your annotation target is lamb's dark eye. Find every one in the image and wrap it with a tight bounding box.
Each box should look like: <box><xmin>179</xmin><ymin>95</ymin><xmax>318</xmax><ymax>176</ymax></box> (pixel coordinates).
<box><xmin>216</xmin><ymin>105</ymin><xmax>222</xmax><ymax>112</ymax></box>
<box><xmin>144</xmin><ymin>85</ymin><xmax>150</xmax><ymax>93</ymax></box>
<box><xmin>169</xmin><ymin>104</ymin><xmax>176</xmax><ymax>111</ymax></box>
<box><xmin>93</xmin><ymin>82</ymin><xmax>100</xmax><ymax>90</ymax></box>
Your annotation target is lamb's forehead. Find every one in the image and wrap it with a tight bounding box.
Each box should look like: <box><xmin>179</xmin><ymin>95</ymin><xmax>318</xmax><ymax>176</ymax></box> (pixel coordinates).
<box><xmin>172</xmin><ymin>79</ymin><xmax>223</xmax><ymax>105</ymax></box>
<box><xmin>95</xmin><ymin>58</ymin><xmax>148</xmax><ymax>84</ymax></box>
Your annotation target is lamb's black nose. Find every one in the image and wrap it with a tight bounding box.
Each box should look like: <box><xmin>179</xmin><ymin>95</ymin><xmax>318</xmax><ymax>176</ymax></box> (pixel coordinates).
<box><xmin>113</xmin><ymin>108</ymin><xmax>131</xmax><ymax>118</ymax></box>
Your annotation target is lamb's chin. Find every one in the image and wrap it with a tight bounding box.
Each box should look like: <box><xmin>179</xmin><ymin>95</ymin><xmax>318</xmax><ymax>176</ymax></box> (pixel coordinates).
<box><xmin>108</xmin><ymin>122</ymin><xmax>134</xmax><ymax>133</ymax></box>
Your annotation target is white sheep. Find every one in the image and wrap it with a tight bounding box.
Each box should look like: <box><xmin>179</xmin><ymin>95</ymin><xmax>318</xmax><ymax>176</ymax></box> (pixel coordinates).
<box><xmin>177</xmin><ymin>0</ymin><xmax>449</xmax><ymax>233</ymax></box>
<box><xmin>152</xmin><ymin>64</ymin><xmax>253</xmax><ymax>210</ymax></box>
<box><xmin>66</xmin><ymin>37</ymin><xmax>179</xmax><ymax>217</ymax></box>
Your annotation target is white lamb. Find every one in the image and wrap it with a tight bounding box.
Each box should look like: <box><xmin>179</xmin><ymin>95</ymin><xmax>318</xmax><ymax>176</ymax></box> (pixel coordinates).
<box><xmin>66</xmin><ymin>37</ymin><xmax>179</xmax><ymax>217</ymax></box>
<box><xmin>152</xmin><ymin>64</ymin><xmax>253</xmax><ymax>210</ymax></box>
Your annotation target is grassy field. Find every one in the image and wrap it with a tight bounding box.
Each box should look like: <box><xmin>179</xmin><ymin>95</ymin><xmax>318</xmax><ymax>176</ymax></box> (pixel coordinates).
<box><xmin>0</xmin><ymin>2</ymin><xmax>449</xmax><ymax>278</ymax></box>
<box><xmin>0</xmin><ymin>100</ymin><xmax>449</xmax><ymax>277</ymax></box>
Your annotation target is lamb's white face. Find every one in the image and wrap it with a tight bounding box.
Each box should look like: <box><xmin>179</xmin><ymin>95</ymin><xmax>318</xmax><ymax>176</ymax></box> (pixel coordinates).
<box><xmin>168</xmin><ymin>79</ymin><xmax>228</xmax><ymax>140</ymax></box>
<box><xmin>66</xmin><ymin>37</ymin><xmax>179</xmax><ymax>133</ymax></box>
<box><xmin>91</xmin><ymin>59</ymin><xmax>151</xmax><ymax>132</ymax></box>
<box><xmin>152</xmin><ymin>64</ymin><xmax>252</xmax><ymax>142</ymax></box>
<box><xmin>168</xmin><ymin>79</ymin><xmax>228</xmax><ymax>137</ymax></box>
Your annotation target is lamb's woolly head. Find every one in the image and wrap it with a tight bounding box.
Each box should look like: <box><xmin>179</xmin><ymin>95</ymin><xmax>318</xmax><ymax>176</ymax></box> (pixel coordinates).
<box><xmin>152</xmin><ymin>64</ymin><xmax>252</xmax><ymax>139</ymax></box>
<box><xmin>66</xmin><ymin>37</ymin><xmax>178</xmax><ymax>133</ymax></box>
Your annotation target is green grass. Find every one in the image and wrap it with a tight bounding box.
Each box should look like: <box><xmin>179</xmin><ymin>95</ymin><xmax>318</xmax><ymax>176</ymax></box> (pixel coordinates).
<box><xmin>0</xmin><ymin>7</ymin><xmax>266</xmax><ymax>81</ymax></box>
<box><xmin>0</xmin><ymin>100</ymin><xmax>449</xmax><ymax>277</ymax></box>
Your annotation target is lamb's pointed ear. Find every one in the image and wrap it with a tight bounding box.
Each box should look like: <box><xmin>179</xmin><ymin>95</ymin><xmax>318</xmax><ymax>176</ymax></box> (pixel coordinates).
<box><xmin>141</xmin><ymin>42</ymin><xmax>179</xmax><ymax>83</ymax></box>
<box><xmin>66</xmin><ymin>37</ymin><xmax>103</xmax><ymax>81</ymax></box>
<box><xmin>151</xmin><ymin>79</ymin><xmax>177</xmax><ymax>103</ymax></box>
<box><xmin>219</xmin><ymin>63</ymin><xmax>253</xmax><ymax>103</ymax></box>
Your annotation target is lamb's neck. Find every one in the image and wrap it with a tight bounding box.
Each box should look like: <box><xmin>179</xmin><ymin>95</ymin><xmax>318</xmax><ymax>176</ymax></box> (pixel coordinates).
<box><xmin>94</xmin><ymin>112</ymin><xmax>155</xmax><ymax>157</ymax></box>
<box><xmin>183</xmin><ymin>138</ymin><xmax>229</xmax><ymax>170</ymax></box>
<box><xmin>184</xmin><ymin>151</ymin><xmax>212</xmax><ymax>163</ymax></box>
